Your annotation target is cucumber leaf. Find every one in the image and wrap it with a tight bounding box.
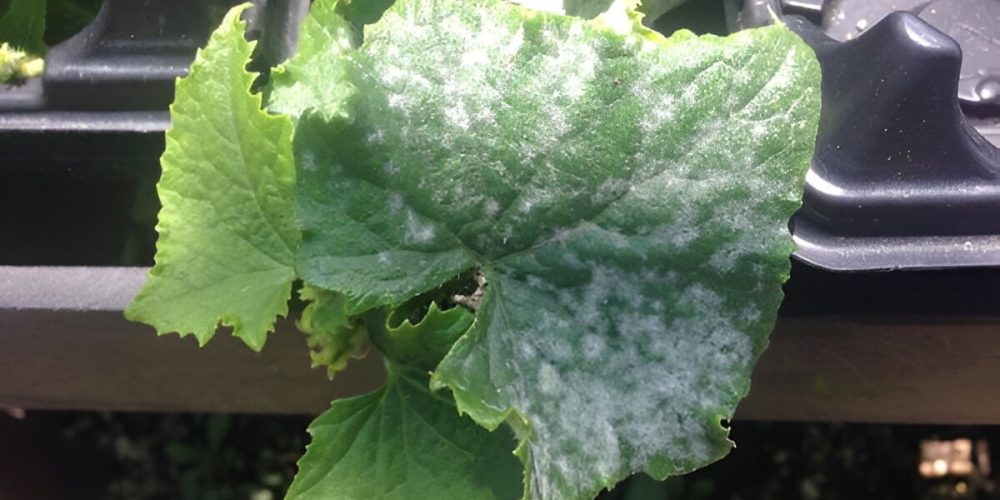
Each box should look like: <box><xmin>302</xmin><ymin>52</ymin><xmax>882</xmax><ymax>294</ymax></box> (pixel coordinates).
<box><xmin>286</xmin><ymin>365</ymin><xmax>522</xmax><ymax>500</ymax></box>
<box><xmin>130</xmin><ymin>0</ymin><xmax>820</xmax><ymax>497</ymax></box>
<box><xmin>125</xmin><ymin>4</ymin><xmax>297</xmax><ymax>351</ymax></box>
<box><xmin>368</xmin><ymin>301</ymin><xmax>475</xmax><ymax>371</ymax></box>
<box><xmin>286</xmin><ymin>0</ymin><xmax>819</xmax><ymax>498</ymax></box>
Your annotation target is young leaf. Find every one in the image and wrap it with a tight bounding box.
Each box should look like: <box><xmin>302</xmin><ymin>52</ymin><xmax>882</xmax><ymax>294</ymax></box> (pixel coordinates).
<box><xmin>297</xmin><ymin>285</ymin><xmax>368</xmax><ymax>378</ymax></box>
<box><xmin>284</xmin><ymin>0</ymin><xmax>820</xmax><ymax>498</ymax></box>
<box><xmin>0</xmin><ymin>0</ymin><xmax>46</xmax><ymax>55</ymax></box>
<box><xmin>125</xmin><ymin>4</ymin><xmax>297</xmax><ymax>351</ymax></box>
<box><xmin>285</xmin><ymin>366</ymin><xmax>522</xmax><ymax>500</ymax></box>
<box><xmin>266</xmin><ymin>0</ymin><xmax>358</xmax><ymax>119</ymax></box>
<box><xmin>367</xmin><ymin>301</ymin><xmax>475</xmax><ymax>371</ymax></box>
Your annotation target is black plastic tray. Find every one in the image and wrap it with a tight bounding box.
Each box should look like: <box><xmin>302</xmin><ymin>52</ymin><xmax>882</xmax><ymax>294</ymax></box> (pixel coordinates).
<box><xmin>3</xmin><ymin>0</ymin><xmax>1000</xmax><ymax>285</ymax></box>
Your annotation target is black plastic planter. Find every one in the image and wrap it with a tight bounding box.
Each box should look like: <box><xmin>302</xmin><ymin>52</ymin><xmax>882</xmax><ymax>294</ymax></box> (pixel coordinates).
<box><xmin>0</xmin><ymin>0</ymin><xmax>308</xmax><ymax>266</ymax></box>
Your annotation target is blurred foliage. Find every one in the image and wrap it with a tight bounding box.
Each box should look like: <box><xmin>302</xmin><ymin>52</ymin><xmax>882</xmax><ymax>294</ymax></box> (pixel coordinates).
<box><xmin>4</xmin><ymin>412</ymin><xmax>1000</xmax><ymax>499</ymax></box>
<box><xmin>45</xmin><ymin>0</ymin><xmax>103</xmax><ymax>46</ymax></box>
<box><xmin>54</xmin><ymin>412</ymin><xmax>310</xmax><ymax>500</ymax></box>
<box><xmin>0</xmin><ymin>0</ymin><xmax>46</xmax><ymax>55</ymax></box>
<box><xmin>0</xmin><ymin>0</ymin><xmax>102</xmax><ymax>56</ymax></box>
<box><xmin>600</xmin><ymin>422</ymin><xmax>999</xmax><ymax>500</ymax></box>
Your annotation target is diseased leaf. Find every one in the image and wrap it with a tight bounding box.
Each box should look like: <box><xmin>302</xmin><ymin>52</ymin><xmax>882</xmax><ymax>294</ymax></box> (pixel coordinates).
<box><xmin>125</xmin><ymin>4</ymin><xmax>297</xmax><ymax>351</ymax></box>
<box><xmin>286</xmin><ymin>0</ymin><xmax>819</xmax><ymax>498</ymax></box>
<box><xmin>266</xmin><ymin>0</ymin><xmax>357</xmax><ymax>119</ymax></box>
<box><xmin>297</xmin><ymin>285</ymin><xmax>368</xmax><ymax>378</ymax></box>
<box><xmin>293</xmin><ymin>110</ymin><xmax>478</xmax><ymax>313</ymax></box>
<box><xmin>0</xmin><ymin>0</ymin><xmax>46</xmax><ymax>55</ymax></box>
<box><xmin>285</xmin><ymin>366</ymin><xmax>522</xmax><ymax>500</ymax></box>
<box><xmin>128</xmin><ymin>0</ymin><xmax>821</xmax><ymax>497</ymax></box>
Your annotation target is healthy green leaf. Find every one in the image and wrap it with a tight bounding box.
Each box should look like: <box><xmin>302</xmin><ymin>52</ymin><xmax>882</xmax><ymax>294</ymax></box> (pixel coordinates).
<box><xmin>125</xmin><ymin>4</ymin><xmax>297</xmax><ymax>351</ymax></box>
<box><xmin>286</xmin><ymin>0</ymin><xmax>819</xmax><ymax>498</ymax></box>
<box><xmin>285</xmin><ymin>366</ymin><xmax>522</xmax><ymax>500</ymax></box>
<box><xmin>368</xmin><ymin>301</ymin><xmax>475</xmax><ymax>371</ymax></box>
<box><xmin>0</xmin><ymin>0</ymin><xmax>46</xmax><ymax>55</ymax></box>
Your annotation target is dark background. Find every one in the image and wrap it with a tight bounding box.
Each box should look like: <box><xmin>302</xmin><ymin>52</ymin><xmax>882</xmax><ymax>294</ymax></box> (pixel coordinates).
<box><xmin>0</xmin><ymin>411</ymin><xmax>991</xmax><ymax>500</ymax></box>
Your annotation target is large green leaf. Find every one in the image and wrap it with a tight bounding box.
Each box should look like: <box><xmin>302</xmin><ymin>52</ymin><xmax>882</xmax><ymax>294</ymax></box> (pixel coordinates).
<box><xmin>285</xmin><ymin>365</ymin><xmax>522</xmax><ymax>500</ymax></box>
<box><xmin>287</xmin><ymin>0</ymin><xmax>819</xmax><ymax>498</ymax></box>
<box><xmin>125</xmin><ymin>4</ymin><xmax>297</xmax><ymax>351</ymax></box>
<box><xmin>0</xmin><ymin>0</ymin><xmax>46</xmax><ymax>54</ymax></box>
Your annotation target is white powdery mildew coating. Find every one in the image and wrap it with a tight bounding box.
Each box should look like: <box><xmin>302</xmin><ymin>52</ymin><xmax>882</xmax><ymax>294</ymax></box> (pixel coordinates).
<box><xmin>356</xmin><ymin>5</ymin><xmax>813</xmax><ymax>498</ymax></box>
<box><xmin>367</xmin><ymin>4</ymin><xmax>521</xmax><ymax>219</ymax></box>
<box><xmin>366</xmin><ymin>1</ymin><xmax>606</xmax><ymax>241</ymax></box>
<box><xmin>507</xmin><ymin>265</ymin><xmax>753</xmax><ymax>498</ymax></box>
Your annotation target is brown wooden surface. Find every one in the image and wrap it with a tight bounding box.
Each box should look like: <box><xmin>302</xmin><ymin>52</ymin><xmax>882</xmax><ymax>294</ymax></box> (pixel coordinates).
<box><xmin>4</xmin><ymin>266</ymin><xmax>1000</xmax><ymax>422</ymax></box>
<box><xmin>739</xmin><ymin>316</ymin><xmax>1000</xmax><ymax>424</ymax></box>
<box><xmin>0</xmin><ymin>310</ymin><xmax>385</xmax><ymax>414</ymax></box>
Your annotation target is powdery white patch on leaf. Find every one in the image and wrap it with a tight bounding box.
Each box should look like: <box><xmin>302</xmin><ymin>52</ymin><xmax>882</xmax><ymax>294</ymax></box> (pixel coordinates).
<box><xmin>283</xmin><ymin>0</ymin><xmax>819</xmax><ymax>498</ymax></box>
<box><xmin>434</xmin><ymin>218</ymin><xmax>786</xmax><ymax>499</ymax></box>
<box><xmin>293</xmin><ymin>112</ymin><xmax>479</xmax><ymax>313</ymax></box>
<box><xmin>125</xmin><ymin>4</ymin><xmax>297</xmax><ymax>351</ymax></box>
<box><xmin>266</xmin><ymin>0</ymin><xmax>357</xmax><ymax>119</ymax></box>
